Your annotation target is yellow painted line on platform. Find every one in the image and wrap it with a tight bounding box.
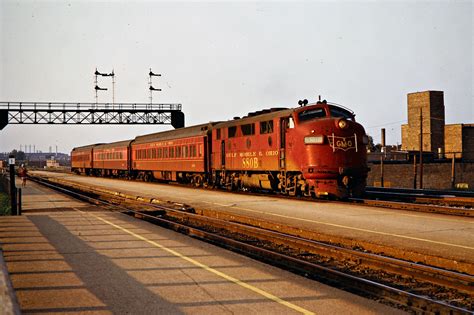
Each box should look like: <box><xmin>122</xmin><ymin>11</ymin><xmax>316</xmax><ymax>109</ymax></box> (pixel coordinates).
<box><xmin>206</xmin><ymin>202</ymin><xmax>474</xmax><ymax>251</ymax></box>
<box><xmin>80</xmin><ymin>210</ymin><xmax>315</xmax><ymax>315</ymax></box>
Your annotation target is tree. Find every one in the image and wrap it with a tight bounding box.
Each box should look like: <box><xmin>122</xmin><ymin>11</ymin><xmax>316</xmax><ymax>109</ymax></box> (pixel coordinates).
<box><xmin>9</xmin><ymin>150</ymin><xmax>26</xmax><ymax>160</ymax></box>
<box><xmin>367</xmin><ymin>136</ymin><xmax>376</xmax><ymax>152</ymax></box>
<box><xmin>17</xmin><ymin>151</ymin><xmax>26</xmax><ymax>160</ymax></box>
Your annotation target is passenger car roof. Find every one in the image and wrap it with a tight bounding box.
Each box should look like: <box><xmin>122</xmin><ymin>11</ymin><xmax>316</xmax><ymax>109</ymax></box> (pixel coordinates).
<box><xmin>213</xmin><ymin>108</ymin><xmax>293</xmax><ymax>129</ymax></box>
<box><xmin>133</xmin><ymin>122</ymin><xmax>219</xmax><ymax>144</ymax></box>
<box><xmin>94</xmin><ymin>140</ymin><xmax>134</xmax><ymax>150</ymax></box>
<box><xmin>71</xmin><ymin>143</ymin><xmax>103</xmax><ymax>152</ymax></box>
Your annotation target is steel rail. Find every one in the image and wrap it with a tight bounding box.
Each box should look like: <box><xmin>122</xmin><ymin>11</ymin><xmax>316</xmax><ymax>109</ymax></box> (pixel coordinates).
<box><xmin>29</xmin><ymin>176</ymin><xmax>474</xmax><ymax>314</ymax></box>
<box><xmin>160</xmin><ymin>208</ymin><xmax>474</xmax><ymax>293</ymax></box>
<box><xmin>366</xmin><ymin>186</ymin><xmax>474</xmax><ymax>199</ymax></box>
<box><xmin>362</xmin><ymin>191</ymin><xmax>474</xmax><ymax>209</ymax></box>
<box><xmin>29</xmin><ymin>170</ymin><xmax>473</xmax><ymax>217</ymax></box>
<box><xmin>350</xmin><ymin>197</ymin><xmax>474</xmax><ymax>217</ymax></box>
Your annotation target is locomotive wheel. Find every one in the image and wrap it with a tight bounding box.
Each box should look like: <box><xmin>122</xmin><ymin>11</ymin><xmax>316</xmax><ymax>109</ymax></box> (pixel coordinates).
<box><xmin>225</xmin><ymin>175</ymin><xmax>235</xmax><ymax>191</ymax></box>
<box><xmin>144</xmin><ymin>173</ymin><xmax>151</xmax><ymax>182</ymax></box>
<box><xmin>193</xmin><ymin>175</ymin><xmax>203</xmax><ymax>187</ymax></box>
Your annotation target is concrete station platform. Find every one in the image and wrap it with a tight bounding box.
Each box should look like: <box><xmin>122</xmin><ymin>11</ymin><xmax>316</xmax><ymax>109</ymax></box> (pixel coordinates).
<box><xmin>0</xmin><ymin>179</ymin><xmax>401</xmax><ymax>314</ymax></box>
<box><xmin>30</xmin><ymin>171</ymin><xmax>474</xmax><ymax>275</ymax></box>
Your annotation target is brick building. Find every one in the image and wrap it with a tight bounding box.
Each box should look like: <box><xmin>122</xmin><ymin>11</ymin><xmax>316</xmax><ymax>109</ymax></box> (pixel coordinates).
<box><xmin>401</xmin><ymin>91</ymin><xmax>445</xmax><ymax>152</ymax></box>
<box><xmin>401</xmin><ymin>90</ymin><xmax>474</xmax><ymax>161</ymax></box>
<box><xmin>444</xmin><ymin>124</ymin><xmax>474</xmax><ymax>160</ymax></box>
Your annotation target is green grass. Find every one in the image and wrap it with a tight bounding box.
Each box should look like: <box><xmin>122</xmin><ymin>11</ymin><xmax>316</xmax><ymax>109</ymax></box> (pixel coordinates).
<box><xmin>0</xmin><ymin>192</ymin><xmax>10</xmax><ymax>215</ymax></box>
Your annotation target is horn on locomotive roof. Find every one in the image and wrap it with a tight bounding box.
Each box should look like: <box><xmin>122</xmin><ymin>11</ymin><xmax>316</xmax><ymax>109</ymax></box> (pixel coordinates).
<box><xmin>298</xmin><ymin>99</ymin><xmax>309</xmax><ymax>107</ymax></box>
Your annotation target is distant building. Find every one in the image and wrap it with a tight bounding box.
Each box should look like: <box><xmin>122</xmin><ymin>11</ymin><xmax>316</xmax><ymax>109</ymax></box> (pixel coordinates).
<box><xmin>0</xmin><ymin>152</ymin><xmax>70</xmax><ymax>166</ymax></box>
<box><xmin>445</xmin><ymin>124</ymin><xmax>474</xmax><ymax>160</ymax></box>
<box><xmin>401</xmin><ymin>90</ymin><xmax>473</xmax><ymax>161</ymax></box>
<box><xmin>46</xmin><ymin>158</ymin><xmax>60</xmax><ymax>168</ymax></box>
<box><xmin>401</xmin><ymin>91</ymin><xmax>445</xmax><ymax>152</ymax></box>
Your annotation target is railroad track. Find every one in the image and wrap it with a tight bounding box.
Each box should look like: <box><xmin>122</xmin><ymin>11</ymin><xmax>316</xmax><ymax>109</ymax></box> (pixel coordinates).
<box><xmin>367</xmin><ymin>186</ymin><xmax>474</xmax><ymax>199</ymax></box>
<box><xmin>28</xmin><ymin>171</ymin><xmax>474</xmax><ymax>217</ymax></box>
<box><xmin>29</xmin><ymin>175</ymin><xmax>474</xmax><ymax>314</ymax></box>
<box><xmin>364</xmin><ymin>187</ymin><xmax>474</xmax><ymax>209</ymax></box>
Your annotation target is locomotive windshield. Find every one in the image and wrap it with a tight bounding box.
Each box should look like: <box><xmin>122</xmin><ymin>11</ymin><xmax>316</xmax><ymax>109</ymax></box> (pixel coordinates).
<box><xmin>328</xmin><ymin>105</ymin><xmax>354</xmax><ymax>120</ymax></box>
<box><xmin>298</xmin><ymin>107</ymin><xmax>326</xmax><ymax>122</ymax></box>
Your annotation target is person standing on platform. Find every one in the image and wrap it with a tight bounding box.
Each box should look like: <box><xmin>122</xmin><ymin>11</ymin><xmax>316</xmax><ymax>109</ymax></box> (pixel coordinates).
<box><xmin>19</xmin><ymin>164</ymin><xmax>28</xmax><ymax>187</ymax></box>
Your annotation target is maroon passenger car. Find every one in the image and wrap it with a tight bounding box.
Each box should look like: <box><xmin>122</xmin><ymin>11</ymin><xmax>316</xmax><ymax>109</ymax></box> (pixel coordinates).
<box><xmin>71</xmin><ymin>144</ymin><xmax>98</xmax><ymax>175</ymax></box>
<box><xmin>131</xmin><ymin>123</ymin><xmax>217</xmax><ymax>184</ymax></box>
<box><xmin>93</xmin><ymin>140</ymin><xmax>133</xmax><ymax>177</ymax></box>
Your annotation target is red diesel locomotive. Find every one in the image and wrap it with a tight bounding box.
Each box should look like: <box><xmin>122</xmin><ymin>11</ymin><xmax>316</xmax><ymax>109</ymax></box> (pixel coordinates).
<box><xmin>71</xmin><ymin>100</ymin><xmax>369</xmax><ymax>198</ymax></box>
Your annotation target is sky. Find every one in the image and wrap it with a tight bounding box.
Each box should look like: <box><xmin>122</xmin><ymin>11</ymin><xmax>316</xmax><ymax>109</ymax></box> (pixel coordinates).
<box><xmin>0</xmin><ymin>0</ymin><xmax>472</xmax><ymax>154</ymax></box>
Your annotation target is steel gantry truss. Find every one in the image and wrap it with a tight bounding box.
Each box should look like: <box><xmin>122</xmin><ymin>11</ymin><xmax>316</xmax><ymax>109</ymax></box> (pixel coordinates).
<box><xmin>0</xmin><ymin>102</ymin><xmax>185</xmax><ymax>130</ymax></box>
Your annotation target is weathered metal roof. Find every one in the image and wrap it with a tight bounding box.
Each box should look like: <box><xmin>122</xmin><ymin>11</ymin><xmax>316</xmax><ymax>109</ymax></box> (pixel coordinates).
<box><xmin>133</xmin><ymin>122</ymin><xmax>220</xmax><ymax>144</ymax></box>
<box><xmin>214</xmin><ymin>108</ymin><xmax>294</xmax><ymax>129</ymax></box>
<box><xmin>71</xmin><ymin>143</ymin><xmax>103</xmax><ymax>152</ymax></box>
<box><xmin>95</xmin><ymin>140</ymin><xmax>134</xmax><ymax>150</ymax></box>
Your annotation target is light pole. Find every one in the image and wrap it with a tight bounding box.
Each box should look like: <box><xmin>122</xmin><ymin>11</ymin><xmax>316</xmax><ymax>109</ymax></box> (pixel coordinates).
<box><xmin>8</xmin><ymin>155</ymin><xmax>17</xmax><ymax>215</ymax></box>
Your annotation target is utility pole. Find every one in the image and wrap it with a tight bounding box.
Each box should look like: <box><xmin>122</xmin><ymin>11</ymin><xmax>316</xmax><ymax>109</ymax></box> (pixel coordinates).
<box><xmin>451</xmin><ymin>155</ymin><xmax>455</xmax><ymax>189</ymax></box>
<box><xmin>380</xmin><ymin>128</ymin><xmax>385</xmax><ymax>187</ymax></box>
<box><xmin>419</xmin><ymin>107</ymin><xmax>423</xmax><ymax>189</ymax></box>
<box><xmin>413</xmin><ymin>154</ymin><xmax>417</xmax><ymax>189</ymax></box>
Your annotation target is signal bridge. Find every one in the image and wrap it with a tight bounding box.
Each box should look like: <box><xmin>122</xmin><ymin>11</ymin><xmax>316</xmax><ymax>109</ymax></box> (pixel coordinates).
<box><xmin>0</xmin><ymin>102</ymin><xmax>185</xmax><ymax>130</ymax></box>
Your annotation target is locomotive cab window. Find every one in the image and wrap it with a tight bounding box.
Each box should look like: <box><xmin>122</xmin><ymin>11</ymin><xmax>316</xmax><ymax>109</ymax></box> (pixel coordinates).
<box><xmin>328</xmin><ymin>105</ymin><xmax>354</xmax><ymax>121</ymax></box>
<box><xmin>260</xmin><ymin>120</ymin><xmax>273</xmax><ymax>134</ymax></box>
<box><xmin>298</xmin><ymin>108</ymin><xmax>326</xmax><ymax>122</ymax></box>
<box><xmin>216</xmin><ymin>129</ymin><xmax>221</xmax><ymax>140</ymax></box>
<box><xmin>241</xmin><ymin>123</ymin><xmax>255</xmax><ymax>136</ymax></box>
<box><xmin>228</xmin><ymin>126</ymin><xmax>237</xmax><ymax>138</ymax></box>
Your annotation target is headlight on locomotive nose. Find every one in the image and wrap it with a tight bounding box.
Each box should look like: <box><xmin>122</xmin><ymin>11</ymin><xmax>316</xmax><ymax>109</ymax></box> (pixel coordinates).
<box><xmin>304</xmin><ymin>135</ymin><xmax>325</xmax><ymax>144</ymax></box>
<box><xmin>337</xmin><ymin>119</ymin><xmax>348</xmax><ymax>129</ymax></box>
